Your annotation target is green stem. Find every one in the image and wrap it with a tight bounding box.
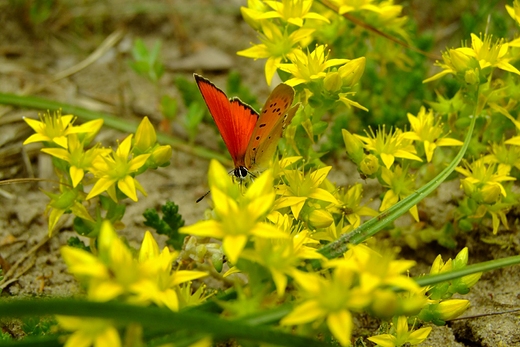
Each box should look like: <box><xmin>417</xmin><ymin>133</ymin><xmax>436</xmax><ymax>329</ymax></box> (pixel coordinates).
<box><xmin>414</xmin><ymin>254</ymin><xmax>520</xmax><ymax>287</ymax></box>
<box><xmin>0</xmin><ymin>299</ymin><xmax>330</xmax><ymax>347</ymax></box>
<box><xmin>0</xmin><ymin>92</ymin><xmax>231</xmax><ymax>165</ymax></box>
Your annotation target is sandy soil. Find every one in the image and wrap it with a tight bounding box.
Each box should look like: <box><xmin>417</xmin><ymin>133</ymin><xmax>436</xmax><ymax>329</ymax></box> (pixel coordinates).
<box><xmin>0</xmin><ymin>1</ymin><xmax>519</xmax><ymax>346</ymax></box>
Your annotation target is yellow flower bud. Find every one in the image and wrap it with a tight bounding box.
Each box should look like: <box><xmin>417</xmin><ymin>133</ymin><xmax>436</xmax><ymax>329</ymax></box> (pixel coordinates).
<box><xmin>460</xmin><ymin>179</ymin><xmax>476</xmax><ymax>197</ymax></box>
<box><xmin>464</xmin><ymin>68</ymin><xmax>479</xmax><ymax>85</ymax></box>
<box><xmin>339</xmin><ymin>57</ymin><xmax>365</xmax><ymax>87</ymax></box>
<box><xmin>323</xmin><ymin>71</ymin><xmax>343</xmax><ymax>92</ymax></box>
<box><xmin>360</xmin><ymin>154</ymin><xmax>380</xmax><ymax>176</ymax></box>
<box><xmin>342</xmin><ymin>129</ymin><xmax>364</xmax><ymax>164</ymax></box>
<box><xmin>429</xmin><ymin>255</ymin><xmax>444</xmax><ymax>275</ymax></box>
<box><xmin>134</xmin><ymin>117</ymin><xmax>157</xmax><ymax>152</ymax></box>
<box><xmin>461</xmin><ymin>272</ymin><xmax>482</xmax><ymax>288</ymax></box>
<box><xmin>151</xmin><ymin>145</ymin><xmax>173</xmax><ymax>167</ymax></box>
<box><xmin>308</xmin><ymin>209</ymin><xmax>334</xmax><ymax>229</ymax></box>
<box><xmin>481</xmin><ymin>183</ymin><xmax>501</xmax><ymax>204</ymax></box>
<box><xmin>454</xmin><ymin>247</ymin><xmax>468</xmax><ymax>267</ymax></box>
<box><xmin>436</xmin><ymin>299</ymin><xmax>470</xmax><ymax>321</ymax></box>
<box><xmin>449</xmin><ymin>49</ymin><xmax>471</xmax><ymax>72</ymax></box>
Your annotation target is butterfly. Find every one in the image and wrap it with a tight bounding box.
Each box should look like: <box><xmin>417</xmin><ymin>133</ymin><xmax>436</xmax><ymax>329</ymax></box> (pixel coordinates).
<box><xmin>194</xmin><ymin>74</ymin><xmax>299</xmax><ymax>181</ymax></box>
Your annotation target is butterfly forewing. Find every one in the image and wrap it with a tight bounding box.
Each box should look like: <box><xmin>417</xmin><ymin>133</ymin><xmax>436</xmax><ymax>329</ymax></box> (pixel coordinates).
<box><xmin>245</xmin><ymin>83</ymin><xmax>297</xmax><ymax>170</ymax></box>
<box><xmin>248</xmin><ymin>103</ymin><xmax>299</xmax><ymax>170</ymax></box>
<box><xmin>195</xmin><ymin>74</ymin><xmax>258</xmax><ymax>167</ymax></box>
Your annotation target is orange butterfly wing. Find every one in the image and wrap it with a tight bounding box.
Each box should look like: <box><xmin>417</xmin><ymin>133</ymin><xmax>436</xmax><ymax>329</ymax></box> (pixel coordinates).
<box><xmin>195</xmin><ymin>74</ymin><xmax>258</xmax><ymax>168</ymax></box>
<box><xmin>245</xmin><ymin>83</ymin><xmax>298</xmax><ymax>170</ymax></box>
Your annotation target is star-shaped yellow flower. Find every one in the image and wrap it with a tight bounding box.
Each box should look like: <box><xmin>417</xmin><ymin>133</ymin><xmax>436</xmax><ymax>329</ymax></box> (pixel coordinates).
<box><xmin>402</xmin><ymin>106</ymin><xmax>463</xmax><ymax>162</ymax></box>
<box><xmin>237</xmin><ymin>21</ymin><xmax>314</xmax><ymax>84</ymax></box>
<box><xmin>87</xmin><ymin>134</ymin><xmax>150</xmax><ymax>202</ymax></box>
<box><xmin>180</xmin><ymin>160</ymin><xmax>288</xmax><ymax>264</ymax></box>
<box><xmin>276</xmin><ymin>166</ymin><xmax>339</xmax><ymax>219</ymax></box>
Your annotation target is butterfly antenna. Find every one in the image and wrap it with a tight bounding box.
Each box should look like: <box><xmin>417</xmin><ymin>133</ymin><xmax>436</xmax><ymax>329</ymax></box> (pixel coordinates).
<box><xmin>196</xmin><ymin>190</ymin><xmax>211</xmax><ymax>203</ymax></box>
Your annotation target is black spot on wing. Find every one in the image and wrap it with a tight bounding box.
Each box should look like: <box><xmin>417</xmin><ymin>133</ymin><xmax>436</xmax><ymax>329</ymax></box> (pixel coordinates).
<box><xmin>259</xmin><ymin>123</ymin><xmax>266</xmax><ymax>128</ymax></box>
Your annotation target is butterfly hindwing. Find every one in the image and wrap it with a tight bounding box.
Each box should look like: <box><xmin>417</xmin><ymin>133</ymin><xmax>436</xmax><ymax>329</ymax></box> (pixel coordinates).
<box><xmin>195</xmin><ymin>74</ymin><xmax>258</xmax><ymax>167</ymax></box>
<box><xmin>245</xmin><ymin>83</ymin><xmax>297</xmax><ymax>170</ymax></box>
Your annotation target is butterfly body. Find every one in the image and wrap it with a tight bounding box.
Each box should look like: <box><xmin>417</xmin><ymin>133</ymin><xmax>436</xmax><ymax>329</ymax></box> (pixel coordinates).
<box><xmin>194</xmin><ymin>74</ymin><xmax>298</xmax><ymax>179</ymax></box>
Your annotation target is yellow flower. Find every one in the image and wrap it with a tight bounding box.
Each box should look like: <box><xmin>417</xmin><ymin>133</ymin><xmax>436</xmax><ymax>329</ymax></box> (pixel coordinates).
<box><xmin>276</xmin><ymin>166</ymin><xmax>339</xmax><ymax>219</ymax></box>
<box><xmin>281</xmin><ymin>267</ymin><xmax>368</xmax><ymax>346</ymax></box>
<box><xmin>483</xmin><ymin>143</ymin><xmax>520</xmax><ymax>175</ymax></box>
<box><xmin>87</xmin><ymin>134</ymin><xmax>150</xmax><ymax>202</ymax></box>
<box><xmin>133</xmin><ymin>231</ymin><xmax>207</xmax><ymax>311</ymax></box>
<box><xmin>333</xmin><ymin>183</ymin><xmax>378</xmax><ymax>228</ymax></box>
<box><xmin>380</xmin><ymin>165</ymin><xmax>419</xmax><ymax>222</ymax></box>
<box><xmin>180</xmin><ymin>160</ymin><xmax>287</xmax><ymax>264</ymax></box>
<box><xmin>240</xmin><ymin>0</ymin><xmax>270</xmax><ymax>29</ymax></box>
<box><xmin>42</xmin><ymin>134</ymin><xmax>109</xmax><ymax>187</ymax></box>
<box><xmin>241</xmin><ymin>229</ymin><xmax>324</xmax><ymax>296</ymax></box>
<box><xmin>330</xmin><ymin>0</ymin><xmax>409</xmax><ymax>39</ymax></box>
<box><xmin>246</xmin><ymin>0</ymin><xmax>330</xmax><ymax>27</ymax></box>
<box><xmin>312</xmin><ymin>218</ymin><xmax>353</xmax><ymax>242</ymax></box>
<box><xmin>356</xmin><ymin>126</ymin><xmax>422</xmax><ymax>169</ymax></box>
<box><xmin>425</xmin><ymin>33</ymin><xmax>520</xmax><ymax>83</ymax></box>
<box><xmin>402</xmin><ymin>106</ymin><xmax>463</xmax><ymax>162</ymax></box>
<box><xmin>506</xmin><ymin>0</ymin><xmax>520</xmax><ymax>26</ymax></box>
<box><xmin>461</xmin><ymin>34</ymin><xmax>520</xmax><ymax>74</ymax></box>
<box><xmin>330</xmin><ymin>0</ymin><xmax>382</xmax><ymax>14</ymax></box>
<box><xmin>62</xmin><ymin>221</ymin><xmax>207</xmax><ymax>311</ymax></box>
<box><xmin>367</xmin><ymin>316</ymin><xmax>432</xmax><ymax>347</ymax></box>
<box><xmin>56</xmin><ymin>316</ymin><xmax>121</xmax><ymax>347</ymax></box>
<box><xmin>237</xmin><ymin>21</ymin><xmax>314</xmax><ymax>84</ymax></box>
<box><xmin>61</xmin><ymin>221</ymin><xmax>140</xmax><ymax>301</ymax></box>
<box><xmin>278</xmin><ymin>45</ymin><xmax>349</xmax><ymax>86</ymax></box>
<box><xmin>456</xmin><ymin>159</ymin><xmax>516</xmax><ymax>204</ymax></box>
<box><xmin>331</xmin><ymin>244</ymin><xmax>420</xmax><ymax>294</ymax></box>
<box><xmin>23</xmin><ymin>110</ymin><xmax>101</xmax><ymax>148</ymax></box>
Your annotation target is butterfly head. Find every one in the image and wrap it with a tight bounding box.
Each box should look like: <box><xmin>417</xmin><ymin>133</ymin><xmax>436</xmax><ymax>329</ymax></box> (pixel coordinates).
<box><xmin>233</xmin><ymin>166</ymin><xmax>249</xmax><ymax>180</ymax></box>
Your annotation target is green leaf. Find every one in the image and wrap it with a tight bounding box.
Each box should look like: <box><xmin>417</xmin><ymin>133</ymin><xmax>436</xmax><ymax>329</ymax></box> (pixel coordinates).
<box><xmin>0</xmin><ymin>299</ymin><xmax>330</xmax><ymax>347</ymax></box>
<box><xmin>143</xmin><ymin>201</ymin><xmax>185</xmax><ymax>249</ymax></box>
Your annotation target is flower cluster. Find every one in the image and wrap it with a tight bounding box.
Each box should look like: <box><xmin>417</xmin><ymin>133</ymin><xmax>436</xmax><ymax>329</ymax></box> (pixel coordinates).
<box><xmin>342</xmin><ymin>106</ymin><xmax>463</xmax><ymax>221</ymax></box>
<box><xmin>418</xmin><ymin>248</ymin><xmax>481</xmax><ymax>325</ymax></box>
<box><xmin>57</xmin><ymin>221</ymin><xmax>208</xmax><ymax>346</ymax></box>
<box><xmin>282</xmin><ymin>244</ymin><xmax>428</xmax><ymax>346</ymax></box>
<box><xmin>424</xmin><ymin>33</ymin><xmax>520</xmax><ymax>84</ymax></box>
<box><xmin>238</xmin><ymin>0</ymin><xmax>367</xmax><ymax>114</ymax></box>
<box><xmin>455</xmin><ymin>158</ymin><xmax>517</xmax><ymax>233</ymax></box>
<box><xmin>23</xmin><ymin>111</ymin><xmax>172</xmax><ymax>236</ymax></box>
<box><xmin>178</xmin><ymin>156</ymin><xmax>478</xmax><ymax>345</ymax></box>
